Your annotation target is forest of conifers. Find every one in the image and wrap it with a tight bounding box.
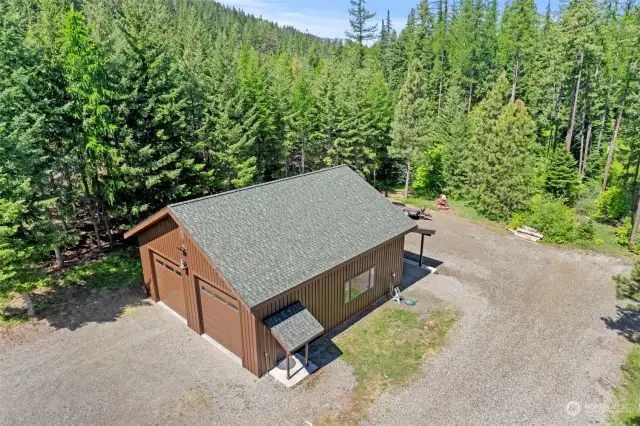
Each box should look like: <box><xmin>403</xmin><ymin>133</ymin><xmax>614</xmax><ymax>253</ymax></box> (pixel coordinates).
<box><xmin>1</xmin><ymin>0</ymin><xmax>640</xmax><ymax>298</ymax></box>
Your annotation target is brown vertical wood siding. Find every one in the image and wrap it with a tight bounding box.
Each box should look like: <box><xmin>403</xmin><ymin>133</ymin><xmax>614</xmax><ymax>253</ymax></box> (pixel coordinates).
<box><xmin>135</xmin><ymin>214</ymin><xmax>406</xmax><ymax>378</ymax></box>
<box><xmin>136</xmin><ymin>215</ymin><xmax>253</xmax><ymax>370</ymax></box>
<box><xmin>251</xmin><ymin>235</ymin><xmax>405</xmax><ymax>376</ymax></box>
<box><xmin>137</xmin><ymin>217</ymin><xmax>181</xmax><ymax>302</ymax></box>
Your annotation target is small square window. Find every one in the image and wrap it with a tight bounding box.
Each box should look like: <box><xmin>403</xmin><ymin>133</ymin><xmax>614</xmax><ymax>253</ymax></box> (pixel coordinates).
<box><xmin>344</xmin><ymin>267</ymin><xmax>375</xmax><ymax>303</ymax></box>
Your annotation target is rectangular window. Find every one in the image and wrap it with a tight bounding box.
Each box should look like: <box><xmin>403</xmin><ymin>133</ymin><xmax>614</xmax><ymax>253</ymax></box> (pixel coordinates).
<box><xmin>155</xmin><ymin>259</ymin><xmax>164</xmax><ymax>266</ymax></box>
<box><xmin>227</xmin><ymin>302</ymin><xmax>239</xmax><ymax>312</ymax></box>
<box><xmin>175</xmin><ymin>270</ymin><xmax>182</xmax><ymax>277</ymax></box>
<box><xmin>201</xmin><ymin>286</ymin><xmax>213</xmax><ymax>296</ymax></box>
<box><xmin>344</xmin><ymin>267</ymin><xmax>375</xmax><ymax>303</ymax></box>
<box><xmin>166</xmin><ymin>265</ymin><xmax>174</xmax><ymax>272</ymax></box>
<box><xmin>214</xmin><ymin>294</ymin><xmax>225</xmax><ymax>304</ymax></box>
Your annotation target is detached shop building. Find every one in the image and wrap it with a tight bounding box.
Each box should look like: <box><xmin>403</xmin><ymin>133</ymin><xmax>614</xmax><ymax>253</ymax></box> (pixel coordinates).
<box><xmin>125</xmin><ymin>165</ymin><xmax>417</xmax><ymax>377</ymax></box>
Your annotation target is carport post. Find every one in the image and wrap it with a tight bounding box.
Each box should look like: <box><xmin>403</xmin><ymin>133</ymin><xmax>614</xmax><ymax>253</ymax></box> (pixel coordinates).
<box><xmin>305</xmin><ymin>343</ymin><xmax>309</xmax><ymax>367</ymax></box>
<box><xmin>286</xmin><ymin>353</ymin><xmax>291</xmax><ymax>380</ymax></box>
<box><xmin>419</xmin><ymin>234</ymin><xmax>424</xmax><ymax>268</ymax></box>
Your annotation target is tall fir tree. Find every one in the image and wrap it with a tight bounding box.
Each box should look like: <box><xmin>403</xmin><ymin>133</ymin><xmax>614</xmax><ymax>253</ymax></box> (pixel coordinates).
<box><xmin>468</xmin><ymin>73</ymin><xmax>540</xmax><ymax>219</ymax></box>
<box><xmin>497</xmin><ymin>0</ymin><xmax>539</xmax><ymax>103</ymax></box>
<box><xmin>345</xmin><ymin>0</ymin><xmax>377</xmax><ymax>64</ymax></box>
<box><xmin>544</xmin><ymin>149</ymin><xmax>581</xmax><ymax>203</ymax></box>
<box><xmin>390</xmin><ymin>59</ymin><xmax>433</xmax><ymax>198</ymax></box>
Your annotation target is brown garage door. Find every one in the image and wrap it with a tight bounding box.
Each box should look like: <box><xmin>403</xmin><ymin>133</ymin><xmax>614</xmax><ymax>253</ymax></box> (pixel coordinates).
<box><xmin>198</xmin><ymin>279</ymin><xmax>242</xmax><ymax>358</ymax></box>
<box><xmin>153</xmin><ymin>253</ymin><xmax>187</xmax><ymax>319</ymax></box>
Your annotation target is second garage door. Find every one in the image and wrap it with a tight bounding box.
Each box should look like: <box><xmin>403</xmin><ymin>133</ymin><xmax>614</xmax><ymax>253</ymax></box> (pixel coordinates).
<box><xmin>198</xmin><ymin>279</ymin><xmax>242</xmax><ymax>357</ymax></box>
<box><xmin>153</xmin><ymin>253</ymin><xmax>187</xmax><ymax>319</ymax></box>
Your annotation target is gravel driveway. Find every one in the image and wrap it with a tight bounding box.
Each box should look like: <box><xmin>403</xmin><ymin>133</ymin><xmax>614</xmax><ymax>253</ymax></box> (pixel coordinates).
<box><xmin>367</xmin><ymin>212</ymin><xmax>632</xmax><ymax>425</ymax></box>
<box><xmin>0</xmin><ymin>211</ymin><xmax>633</xmax><ymax>425</ymax></box>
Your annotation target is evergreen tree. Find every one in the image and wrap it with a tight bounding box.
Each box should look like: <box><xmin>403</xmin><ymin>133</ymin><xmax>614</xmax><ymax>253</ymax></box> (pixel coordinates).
<box><xmin>345</xmin><ymin>0</ymin><xmax>377</xmax><ymax>64</ymax></box>
<box><xmin>383</xmin><ymin>23</ymin><xmax>406</xmax><ymax>93</ymax></box>
<box><xmin>285</xmin><ymin>70</ymin><xmax>318</xmax><ymax>174</ymax></box>
<box><xmin>544</xmin><ymin>149</ymin><xmax>581</xmax><ymax>203</ymax></box>
<box><xmin>390</xmin><ymin>59</ymin><xmax>432</xmax><ymax>198</ymax></box>
<box><xmin>364</xmin><ymin>71</ymin><xmax>393</xmax><ymax>186</ymax></box>
<box><xmin>326</xmin><ymin>65</ymin><xmax>376</xmax><ymax>177</ymax></box>
<box><xmin>497</xmin><ymin>0</ymin><xmax>539</xmax><ymax>103</ymax></box>
<box><xmin>61</xmin><ymin>5</ymin><xmax>118</xmax><ymax>248</ymax></box>
<box><xmin>238</xmin><ymin>46</ymin><xmax>280</xmax><ymax>181</ymax></box>
<box><xmin>432</xmin><ymin>0</ymin><xmax>450</xmax><ymax>113</ymax></box>
<box><xmin>431</xmin><ymin>85</ymin><xmax>471</xmax><ymax>197</ymax></box>
<box><xmin>468</xmin><ymin>73</ymin><xmax>539</xmax><ymax>219</ymax></box>
<box><xmin>0</xmin><ymin>173</ymin><xmax>49</xmax><ymax>316</ymax></box>
<box><xmin>115</xmin><ymin>0</ymin><xmax>205</xmax><ymax>219</ymax></box>
<box><xmin>199</xmin><ymin>36</ymin><xmax>258</xmax><ymax>190</ymax></box>
<box><xmin>448</xmin><ymin>0</ymin><xmax>484</xmax><ymax>111</ymax></box>
<box><xmin>310</xmin><ymin>58</ymin><xmax>338</xmax><ymax>163</ymax></box>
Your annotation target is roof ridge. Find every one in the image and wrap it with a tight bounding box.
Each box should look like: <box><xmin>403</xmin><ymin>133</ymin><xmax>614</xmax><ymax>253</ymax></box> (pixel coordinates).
<box><xmin>169</xmin><ymin>165</ymin><xmax>350</xmax><ymax>209</ymax></box>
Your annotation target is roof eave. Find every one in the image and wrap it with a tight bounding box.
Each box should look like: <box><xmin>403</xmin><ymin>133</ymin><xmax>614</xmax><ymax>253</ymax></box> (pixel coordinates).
<box><xmin>124</xmin><ymin>208</ymin><xmax>172</xmax><ymax>239</ymax></box>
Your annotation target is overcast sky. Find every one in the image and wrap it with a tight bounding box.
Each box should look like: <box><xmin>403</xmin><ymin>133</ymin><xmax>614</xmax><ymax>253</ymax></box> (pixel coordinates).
<box><xmin>219</xmin><ymin>0</ymin><xmax>561</xmax><ymax>40</ymax></box>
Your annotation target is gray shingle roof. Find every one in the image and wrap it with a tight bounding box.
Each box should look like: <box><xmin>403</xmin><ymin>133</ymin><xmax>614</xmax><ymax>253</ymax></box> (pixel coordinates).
<box><xmin>264</xmin><ymin>302</ymin><xmax>324</xmax><ymax>353</ymax></box>
<box><xmin>169</xmin><ymin>165</ymin><xmax>416</xmax><ymax>307</ymax></box>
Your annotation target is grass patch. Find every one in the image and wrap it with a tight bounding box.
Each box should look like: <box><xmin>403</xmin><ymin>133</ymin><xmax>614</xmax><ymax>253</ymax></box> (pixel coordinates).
<box><xmin>447</xmin><ymin>199</ymin><xmax>484</xmax><ymax>221</ymax></box>
<box><xmin>61</xmin><ymin>247</ymin><xmax>142</xmax><ymax>291</ymax></box>
<box><xmin>328</xmin><ymin>305</ymin><xmax>458</xmax><ymax>424</ymax></box>
<box><xmin>575</xmin><ymin>221</ymin><xmax>636</xmax><ymax>258</ymax></box>
<box><xmin>0</xmin><ymin>313</ymin><xmax>28</xmax><ymax>328</ymax></box>
<box><xmin>0</xmin><ymin>294</ymin><xmax>29</xmax><ymax>328</ymax></box>
<box><xmin>613</xmin><ymin>344</ymin><xmax>640</xmax><ymax>425</ymax></box>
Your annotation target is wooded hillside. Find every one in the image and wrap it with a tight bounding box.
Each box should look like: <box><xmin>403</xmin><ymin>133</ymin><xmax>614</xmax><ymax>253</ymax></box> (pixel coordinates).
<box><xmin>2</xmin><ymin>0</ymin><xmax>640</xmax><ymax>306</ymax></box>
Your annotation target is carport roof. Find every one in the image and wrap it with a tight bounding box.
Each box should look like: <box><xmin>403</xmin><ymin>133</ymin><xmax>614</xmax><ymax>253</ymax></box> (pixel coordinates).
<box><xmin>264</xmin><ymin>302</ymin><xmax>324</xmax><ymax>353</ymax></box>
<box><xmin>167</xmin><ymin>165</ymin><xmax>416</xmax><ymax>308</ymax></box>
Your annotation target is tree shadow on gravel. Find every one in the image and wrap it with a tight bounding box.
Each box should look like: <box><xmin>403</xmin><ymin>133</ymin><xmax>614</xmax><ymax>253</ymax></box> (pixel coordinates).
<box><xmin>601</xmin><ymin>305</ymin><xmax>640</xmax><ymax>343</ymax></box>
<box><xmin>32</xmin><ymin>285</ymin><xmax>149</xmax><ymax>331</ymax></box>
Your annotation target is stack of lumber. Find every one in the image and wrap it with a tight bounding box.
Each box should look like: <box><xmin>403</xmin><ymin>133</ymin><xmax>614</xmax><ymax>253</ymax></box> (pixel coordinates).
<box><xmin>511</xmin><ymin>226</ymin><xmax>543</xmax><ymax>242</ymax></box>
<box><xmin>392</xmin><ymin>189</ymin><xmax>415</xmax><ymax>198</ymax></box>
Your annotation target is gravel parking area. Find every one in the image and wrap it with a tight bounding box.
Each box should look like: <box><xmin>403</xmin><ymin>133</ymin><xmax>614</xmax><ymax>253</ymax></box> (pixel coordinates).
<box><xmin>367</xmin><ymin>212</ymin><xmax>632</xmax><ymax>425</ymax></box>
<box><xmin>0</xmin><ymin>211</ymin><xmax>633</xmax><ymax>425</ymax></box>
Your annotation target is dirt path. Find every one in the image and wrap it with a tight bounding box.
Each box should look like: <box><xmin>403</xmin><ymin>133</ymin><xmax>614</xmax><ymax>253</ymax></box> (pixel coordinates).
<box><xmin>366</xmin><ymin>211</ymin><xmax>632</xmax><ymax>425</ymax></box>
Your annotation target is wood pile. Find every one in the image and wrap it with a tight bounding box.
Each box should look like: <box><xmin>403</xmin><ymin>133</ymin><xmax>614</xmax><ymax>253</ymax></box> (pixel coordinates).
<box><xmin>392</xmin><ymin>189</ymin><xmax>415</xmax><ymax>198</ymax></box>
<box><xmin>511</xmin><ymin>226</ymin><xmax>544</xmax><ymax>242</ymax></box>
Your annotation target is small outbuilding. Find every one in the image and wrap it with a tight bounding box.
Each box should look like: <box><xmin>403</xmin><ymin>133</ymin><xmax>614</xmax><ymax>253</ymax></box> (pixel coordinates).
<box><xmin>125</xmin><ymin>165</ymin><xmax>418</xmax><ymax>377</ymax></box>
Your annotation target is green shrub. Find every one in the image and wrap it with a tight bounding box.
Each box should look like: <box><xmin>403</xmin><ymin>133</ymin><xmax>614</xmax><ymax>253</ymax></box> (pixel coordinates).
<box><xmin>614</xmin><ymin>218</ymin><xmax>640</xmax><ymax>253</ymax></box>
<box><xmin>515</xmin><ymin>195</ymin><xmax>580</xmax><ymax>244</ymax></box>
<box><xmin>508</xmin><ymin>212</ymin><xmax>526</xmax><ymax>229</ymax></box>
<box><xmin>597</xmin><ymin>187</ymin><xmax>630</xmax><ymax>221</ymax></box>
<box><xmin>412</xmin><ymin>145</ymin><xmax>444</xmax><ymax>196</ymax></box>
<box><xmin>616</xmin><ymin>218</ymin><xmax>633</xmax><ymax>246</ymax></box>
<box><xmin>544</xmin><ymin>149</ymin><xmax>580</xmax><ymax>204</ymax></box>
<box><xmin>575</xmin><ymin>181</ymin><xmax>599</xmax><ymax>217</ymax></box>
<box><xmin>577</xmin><ymin>218</ymin><xmax>596</xmax><ymax>242</ymax></box>
<box><xmin>614</xmin><ymin>261</ymin><xmax>640</xmax><ymax>301</ymax></box>
<box><xmin>614</xmin><ymin>344</ymin><xmax>640</xmax><ymax>425</ymax></box>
